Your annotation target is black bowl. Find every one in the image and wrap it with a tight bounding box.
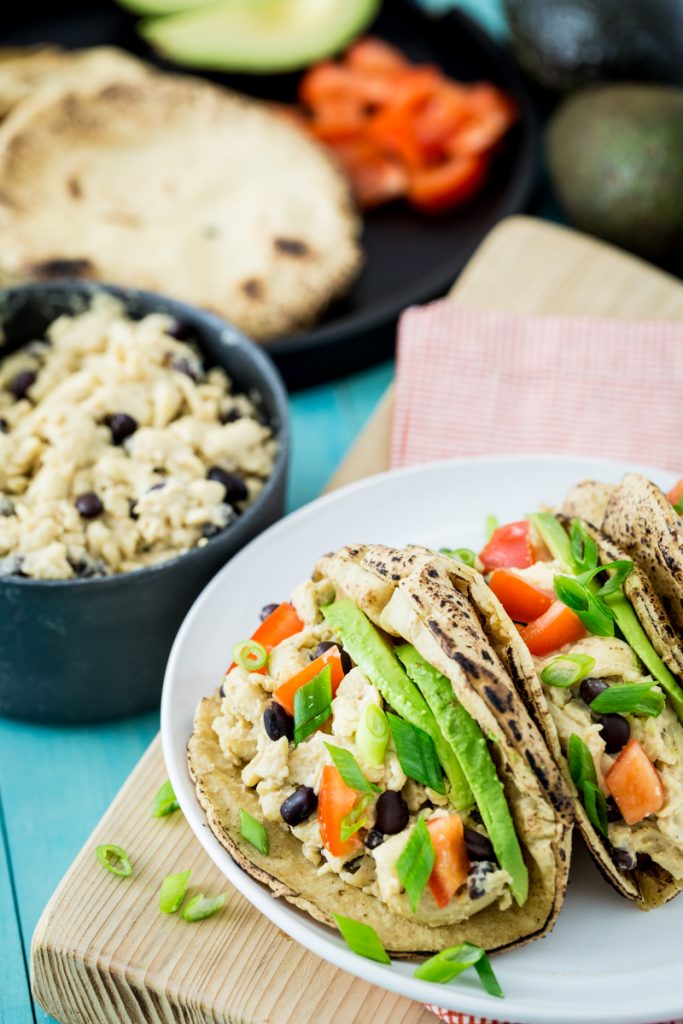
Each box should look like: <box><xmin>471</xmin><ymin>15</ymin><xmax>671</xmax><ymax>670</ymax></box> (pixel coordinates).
<box><xmin>0</xmin><ymin>282</ymin><xmax>289</xmax><ymax>723</ymax></box>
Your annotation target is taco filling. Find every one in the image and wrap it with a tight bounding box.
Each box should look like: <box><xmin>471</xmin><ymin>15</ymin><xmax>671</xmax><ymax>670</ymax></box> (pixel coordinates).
<box><xmin>192</xmin><ymin>545</ymin><xmax>571</xmax><ymax>954</ymax></box>
<box><xmin>475</xmin><ymin>512</ymin><xmax>683</xmax><ymax>891</ymax></box>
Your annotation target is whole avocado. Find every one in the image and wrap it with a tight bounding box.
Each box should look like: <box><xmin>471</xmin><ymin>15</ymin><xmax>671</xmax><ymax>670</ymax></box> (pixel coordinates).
<box><xmin>505</xmin><ymin>0</ymin><xmax>683</xmax><ymax>91</ymax></box>
<box><xmin>547</xmin><ymin>83</ymin><xmax>683</xmax><ymax>262</ymax></box>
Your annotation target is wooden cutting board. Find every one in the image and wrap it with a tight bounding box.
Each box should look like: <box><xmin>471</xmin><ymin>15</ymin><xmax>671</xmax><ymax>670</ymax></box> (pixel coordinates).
<box><xmin>31</xmin><ymin>216</ymin><xmax>683</xmax><ymax>1024</ymax></box>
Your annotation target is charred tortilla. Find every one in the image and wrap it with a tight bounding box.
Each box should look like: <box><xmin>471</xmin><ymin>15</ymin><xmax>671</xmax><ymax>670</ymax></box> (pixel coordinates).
<box><xmin>189</xmin><ymin>544</ymin><xmax>572</xmax><ymax>956</ymax></box>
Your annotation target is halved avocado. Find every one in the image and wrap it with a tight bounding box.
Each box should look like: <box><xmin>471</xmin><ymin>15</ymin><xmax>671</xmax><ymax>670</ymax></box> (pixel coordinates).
<box><xmin>140</xmin><ymin>0</ymin><xmax>382</xmax><ymax>73</ymax></box>
<box><xmin>118</xmin><ymin>0</ymin><xmax>212</xmax><ymax>17</ymax></box>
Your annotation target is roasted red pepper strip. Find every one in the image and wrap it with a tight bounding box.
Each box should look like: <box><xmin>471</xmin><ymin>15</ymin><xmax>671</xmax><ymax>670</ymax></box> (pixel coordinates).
<box><xmin>489</xmin><ymin>568</ymin><xmax>553</xmax><ymax>624</ymax></box>
<box><xmin>228</xmin><ymin>602</ymin><xmax>304</xmax><ymax>674</ymax></box>
<box><xmin>273</xmin><ymin>647</ymin><xmax>345</xmax><ymax>716</ymax></box>
<box><xmin>319</xmin><ymin>764</ymin><xmax>362</xmax><ymax>858</ymax></box>
<box><xmin>479</xmin><ymin>520</ymin><xmax>535</xmax><ymax>573</ymax></box>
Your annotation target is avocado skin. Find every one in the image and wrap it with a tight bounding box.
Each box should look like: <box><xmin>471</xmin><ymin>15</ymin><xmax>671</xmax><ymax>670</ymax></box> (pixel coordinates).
<box><xmin>547</xmin><ymin>83</ymin><xmax>683</xmax><ymax>262</ymax></box>
<box><xmin>505</xmin><ymin>0</ymin><xmax>683</xmax><ymax>92</ymax></box>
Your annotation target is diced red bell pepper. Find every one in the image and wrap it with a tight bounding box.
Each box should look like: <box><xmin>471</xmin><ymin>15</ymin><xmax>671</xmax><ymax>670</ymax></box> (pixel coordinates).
<box><xmin>345</xmin><ymin>38</ymin><xmax>409</xmax><ymax>75</ymax></box>
<box><xmin>273</xmin><ymin>647</ymin><xmax>345</xmax><ymax>716</ymax></box>
<box><xmin>427</xmin><ymin>814</ymin><xmax>470</xmax><ymax>909</ymax></box>
<box><xmin>605</xmin><ymin>738</ymin><xmax>665</xmax><ymax>825</ymax></box>
<box><xmin>331</xmin><ymin>139</ymin><xmax>408</xmax><ymax>208</ymax></box>
<box><xmin>407</xmin><ymin>151</ymin><xmax>489</xmax><ymax>213</ymax></box>
<box><xmin>479</xmin><ymin>520</ymin><xmax>536</xmax><ymax>573</ymax></box>
<box><xmin>489</xmin><ymin>568</ymin><xmax>553</xmax><ymax>624</ymax></box>
<box><xmin>519</xmin><ymin>601</ymin><xmax>587</xmax><ymax>657</ymax></box>
<box><xmin>228</xmin><ymin>602</ymin><xmax>304</xmax><ymax>674</ymax></box>
<box><xmin>319</xmin><ymin>764</ymin><xmax>362</xmax><ymax>858</ymax></box>
<box><xmin>667</xmin><ymin>478</ymin><xmax>683</xmax><ymax>509</ymax></box>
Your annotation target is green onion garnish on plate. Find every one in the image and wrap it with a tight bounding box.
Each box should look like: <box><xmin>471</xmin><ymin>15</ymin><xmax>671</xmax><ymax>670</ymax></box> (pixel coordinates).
<box><xmin>590</xmin><ymin>682</ymin><xmax>665</xmax><ymax>718</ymax></box>
<box><xmin>181</xmin><ymin>892</ymin><xmax>227</xmax><ymax>922</ymax></box>
<box><xmin>232</xmin><ymin>639</ymin><xmax>268</xmax><ymax>672</ymax></box>
<box><xmin>355</xmin><ymin>702</ymin><xmax>389</xmax><ymax>766</ymax></box>
<box><xmin>96</xmin><ymin>844</ymin><xmax>132</xmax><ymax>878</ymax></box>
<box><xmin>577</xmin><ymin>559</ymin><xmax>634</xmax><ymax>596</ymax></box>
<box><xmin>541</xmin><ymin>653</ymin><xmax>596</xmax><ymax>688</ymax></box>
<box><xmin>152</xmin><ymin>779</ymin><xmax>180</xmax><ymax>818</ymax></box>
<box><xmin>340</xmin><ymin>794</ymin><xmax>373</xmax><ymax>842</ymax></box>
<box><xmin>387</xmin><ymin>713</ymin><xmax>445</xmax><ymax>794</ymax></box>
<box><xmin>333</xmin><ymin>913</ymin><xmax>391</xmax><ymax>964</ymax></box>
<box><xmin>414</xmin><ymin>942</ymin><xmax>504</xmax><ymax>998</ymax></box>
<box><xmin>293</xmin><ymin>664</ymin><xmax>332</xmax><ymax>745</ymax></box>
<box><xmin>396</xmin><ymin>816</ymin><xmax>435</xmax><ymax>913</ymax></box>
<box><xmin>239</xmin><ymin>808</ymin><xmax>269</xmax><ymax>855</ymax></box>
<box><xmin>484</xmin><ymin>514</ymin><xmax>499</xmax><ymax>541</ymax></box>
<box><xmin>324</xmin><ymin>743</ymin><xmax>381</xmax><ymax>794</ymax></box>
<box><xmin>159</xmin><ymin>869</ymin><xmax>191</xmax><ymax>914</ymax></box>
<box><xmin>554</xmin><ymin>575</ymin><xmax>615</xmax><ymax>636</ymax></box>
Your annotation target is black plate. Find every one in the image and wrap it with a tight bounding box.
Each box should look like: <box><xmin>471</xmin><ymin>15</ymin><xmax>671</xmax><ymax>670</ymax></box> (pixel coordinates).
<box><xmin>4</xmin><ymin>0</ymin><xmax>539</xmax><ymax>388</ymax></box>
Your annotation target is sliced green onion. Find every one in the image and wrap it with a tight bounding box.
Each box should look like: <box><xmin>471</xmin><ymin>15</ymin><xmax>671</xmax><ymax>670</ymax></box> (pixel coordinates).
<box><xmin>396</xmin><ymin>816</ymin><xmax>435</xmax><ymax>913</ymax></box>
<box><xmin>293</xmin><ymin>665</ymin><xmax>332</xmax><ymax>745</ymax></box>
<box><xmin>324</xmin><ymin>743</ymin><xmax>381</xmax><ymax>794</ymax></box>
<box><xmin>577</xmin><ymin>559</ymin><xmax>634</xmax><ymax>596</ymax></box>
<box><xmin>152</xmin><ymin>779</ymin><xmax>180</xmax><ymax>818</ymax></box>
<box><xmin>355</xmin><ymin>702</ymin><xmax>389</xmax><ymax>766</ymax></box>
<box><xmin>528</xmin><ymin>511</ymin><xmax>574</xmax><ymax>568</ymax></box>
<box><xmin>240</xmin><ymin>808</ymin><xmax>269</xmax><ymax>854</ymax></box>
<box><xmin>333</xmin><ymin>913</ymin><xmax>391</xmax><ymax>964</ymax></box>
<box><xmin>541</xmin><ymin>653</ymin><xmax>596</xmax><ymax>688</ymax></box>
<box><xmin>582</xmin><ymin>780</ymin><xmax>608</xmax><ymax>839</ymax></box>
<box><xmin>554</xmin><ymin>575</ymin><xmax>615</xmax><ymax>636</ymax></box>
<box><xmin>674</xmin><ymin>497</ymin><xmax>683</xmax><ymax>515</ymax></box>
<box><xmin>181</xmin><ymin>892</ymin><xmax>227</xmax><ymax>922</ymax></box>
<box><xmin>484</xmin><ymin>514</ymin><xmax>499</xmax><ymax>541</ymax></box>
<box><xmin>414</xmin><ymin>942</ymin><xmax>504</xmax><ymax>998</ymax></box>
<box><xmin>570</xmin><ymin>518</ymin><xmax>598</xmax><ymax>575</ymax></box>
<box><xmin>96</xmin><ymin>844</ymin><xmax>132</xmax><ymax>878</ymax></box>
<box><xmin>340</xmin><ymin>793</ymin><xmax>373</xmax><ymax>842</ymax></box>
<box><xmin>387</xmin><ymin>713</ymin><xmax>445</xmax><ymax>794</ymax></box>
<box><xmin>159</xmin><ymin>869</ymin><xmax>191</xmax><ymax>913</ymax></box>
<box><xmin>439</xmin><ymin>547</ymin><xmax>477</xmax><ymax>568</ymax></box>
<box><xmin>590</xmin><ymin>682</ymin><xmax>665</xmax><ymax>718</ymax></box>
<box><xmin>232</xmin><ymin>639</ymin><xmax>268</xmax><ymax>672</ymax></box>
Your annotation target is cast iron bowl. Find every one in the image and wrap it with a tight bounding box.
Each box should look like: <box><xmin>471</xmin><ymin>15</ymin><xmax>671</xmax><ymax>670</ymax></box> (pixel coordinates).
<box><xmin>0</xmin><ymin>282</ymin><xmax>289</xmax><ymax>723</ymax></box>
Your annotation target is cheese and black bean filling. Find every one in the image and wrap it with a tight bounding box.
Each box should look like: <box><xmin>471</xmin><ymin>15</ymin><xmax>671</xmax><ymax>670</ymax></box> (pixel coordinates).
<box><xmin>212</xmin><ymin>577</ymin><xmax>527</xmax><ymax>925</ymax></box>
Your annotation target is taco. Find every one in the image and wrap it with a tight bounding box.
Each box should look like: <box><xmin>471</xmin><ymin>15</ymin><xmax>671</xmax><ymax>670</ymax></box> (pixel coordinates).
<box><xmin>188</xmin><ymin>544</ymin><xmax>573</xmax><ymax>957</ymax></box>
<box><xmin>474</xmin><ymin>508</ymin><xmax>683</xmax><ymax>907</ymax></box>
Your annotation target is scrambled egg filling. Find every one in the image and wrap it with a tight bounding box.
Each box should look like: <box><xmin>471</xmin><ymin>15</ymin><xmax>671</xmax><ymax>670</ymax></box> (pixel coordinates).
<box><xmin>212</xmin><ymin>578</ymin><xmax>511</xmax><ymax>924</ymax></box>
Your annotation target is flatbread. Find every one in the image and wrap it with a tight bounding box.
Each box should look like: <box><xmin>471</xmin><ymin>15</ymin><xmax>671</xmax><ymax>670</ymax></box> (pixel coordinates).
<box><xmin>189</xmin><ymin>545</ymin><xmax>573</xmax><ymax>956</ymax></box>
<box><xmin>0</xmin><ymin>46</ymin><xmax>68</xmax><ymax>119</ymax></box>
<box><xmin>0</xmin><ymin>67</ymin><xmax>362</xmax><ymax>342</ymax></box>
<box><xmin>561</xmin><ymin>479</ymin><xmax>615</xmax><ymax>527</ymax></box>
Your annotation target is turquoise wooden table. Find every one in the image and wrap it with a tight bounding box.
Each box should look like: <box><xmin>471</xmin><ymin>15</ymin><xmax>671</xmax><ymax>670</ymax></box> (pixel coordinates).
<box><xmin>0</xmin><ymin>4</ymin><xmax>506</xmax><ymax>1021</ymax></box>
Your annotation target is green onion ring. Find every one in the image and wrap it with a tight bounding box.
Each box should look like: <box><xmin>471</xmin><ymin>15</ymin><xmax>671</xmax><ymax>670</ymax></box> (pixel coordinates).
<box><xmin>232</xmin><ymin>639</ymin><xmax>268</xmax><ymax>672</ymax></box>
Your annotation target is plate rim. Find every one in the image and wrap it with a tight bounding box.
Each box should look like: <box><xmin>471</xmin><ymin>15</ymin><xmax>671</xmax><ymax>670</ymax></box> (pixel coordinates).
<box><xmin>162</xmin><ymin>454</ymin><xmax>682</xmax><ymax>1024</ymax></box>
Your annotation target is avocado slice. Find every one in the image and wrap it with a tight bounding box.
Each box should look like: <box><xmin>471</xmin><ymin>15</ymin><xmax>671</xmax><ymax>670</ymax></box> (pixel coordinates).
<box><xmin>140</xmin><ymin>0</ymin><xmax>382</xmax><ymax>73</ymax></box>
<box><xmin>117</xmin><ymin>0</ymin><xmax>211</xmax><ymax>17</ymax></box>
<box><xmin>532</xmin><ymin>514</ymin><xmax>683</xmax><ymax>725</ymax></box>
<box><xmin>396</xmin><ymin>644</ymin><xmax>529</xmax><ymax>906</ymax></box>
<box><xmin>322</xmin><ymin>600</ymin><xmax>473</xmax><ymax>811</ymax></box>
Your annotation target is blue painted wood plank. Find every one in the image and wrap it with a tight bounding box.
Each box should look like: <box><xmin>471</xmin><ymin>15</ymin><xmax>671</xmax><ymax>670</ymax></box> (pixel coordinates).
<box><xmin>0</xmin><ymin>789</ymin><xmax>34</xmax><ymax>1024</ymax></box>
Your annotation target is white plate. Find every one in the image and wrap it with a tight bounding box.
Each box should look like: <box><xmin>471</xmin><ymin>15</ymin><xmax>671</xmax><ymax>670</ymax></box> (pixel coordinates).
<box><xmin>162</xmin><ymin>455</ymin><xmax>683</xmax><ymax>1024</ymax></box>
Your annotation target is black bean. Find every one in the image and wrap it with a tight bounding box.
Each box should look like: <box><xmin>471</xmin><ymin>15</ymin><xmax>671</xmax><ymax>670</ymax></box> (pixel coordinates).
<box><xmin>314</xmin><ymin>640</ymin><xmax>352</xmax><ymax>675</ymax></box>
<box><xmin>172</xmin><ymin>356</ymin><xmax>201</xmax><ymax>382</ymax></box>
<box><xmin>129</xmin><ymin>500</ymin><xmax>139</xmax><ymax>520</ymax></box>
<box><xmin>280</xmin><ymin>786</ymin><xmax>317</xmax><ymax>826</ymax></box>
<box><xmin>263</xmin><ymin>702</ymin><xmax>294</xmax><ymax>742</ymax></box>
<box><xmin>8</xmin><ymin>370</ymin><xmax>36</xmax><ymax>400</ymax></box>
<box><xmin>365</xmin><ymin>829</ymin><xmax>384</xmax><ymax>850</ymax></box>
<box><xmin>0</xmin><ymin>418</ymin><xmax>8</xmax><ymax>433</ymax></box>
<box><xmin>167</xmin><ymin>318</ymin><xmax>194</xmax><ymax>341</ymax></box>
<box><xmin>105</xmin><ymin>412</ymin><xmax>138</xmax><ymax>445</ymax></box>
<box><xmin>220</xmin><ymin>408</ymin><xmax>243</xmax><ymax>424</ymax></box>
<box><xmin>260</xmin><ymin>602</ymin><xmax>279</xmax><ymax>622</ymax></box>
<box><xmin>611</xmin><ymin>846</ymin><xmax>637</xmax><ymax>871</ymax></box>
<box><xmin>207</xmin><ymin>466</ymin><xmax>248</xmax><ymax>505</ymax></box>
<box><xmin>343</xmin><ymin>856</ymin><xmax>364</xmax><ymax>875</ymax></box>
<box><xmin>375</xmin><ymin>791</ymin><xmax>409</xmax><ymax>835</ymax></box>
<box><xmin>606</xmin><ymin>796</ymin><xmax>622</xmax><ymax>823</ymax></box>
<box><xmin>580</xmin><ymin>678</ymin><xmax>609</xmax><ymax>704</ymax></box>
<box><xmin>75</xmin><ymin>492</ymin><xmax>103</xmax><ymax>519</ymax></box>
<box><xmin>598</xmin><ymin>713</ymin><xmax>630</xmax><ymax>754</ymax></box>
<box><xmin>464</xmin><ymin>827</ymin><xmax>496</xmax><ymax>863</ymax></box>
<box><xmin>468</xmin><ymin>860</ymin><xmax>497</xmax><ymax>900</ymax></box>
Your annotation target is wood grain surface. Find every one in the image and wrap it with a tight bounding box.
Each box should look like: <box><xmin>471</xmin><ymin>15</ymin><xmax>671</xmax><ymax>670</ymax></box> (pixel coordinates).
<box><xmin>31</xmin><ymin>214</ymin><xmax>683</xmax><ymax>1024</ymax></box>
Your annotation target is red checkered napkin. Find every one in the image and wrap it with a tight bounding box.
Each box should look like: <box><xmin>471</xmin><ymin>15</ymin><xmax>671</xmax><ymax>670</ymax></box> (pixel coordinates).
<box><xmin>391</xmin><ymin>300</ymin><xmax>683</xmax><ymax>1024</ymax></box>
<box><xmin>392</xmin><ymin>302</ymin><xmax>683</xmax><ymax>471</ymax></box>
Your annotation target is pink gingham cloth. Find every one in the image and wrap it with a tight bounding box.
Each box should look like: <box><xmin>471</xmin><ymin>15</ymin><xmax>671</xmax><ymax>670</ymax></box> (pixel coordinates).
<box><xmin>392</xmin><ymin>302</ymin><xmax>683</xmax><ymax>471</ymax></box>
<box><xmin>391</xmin><ymin>300</ymin><xmax>683</xmax><ymax>1024</ymax></box>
